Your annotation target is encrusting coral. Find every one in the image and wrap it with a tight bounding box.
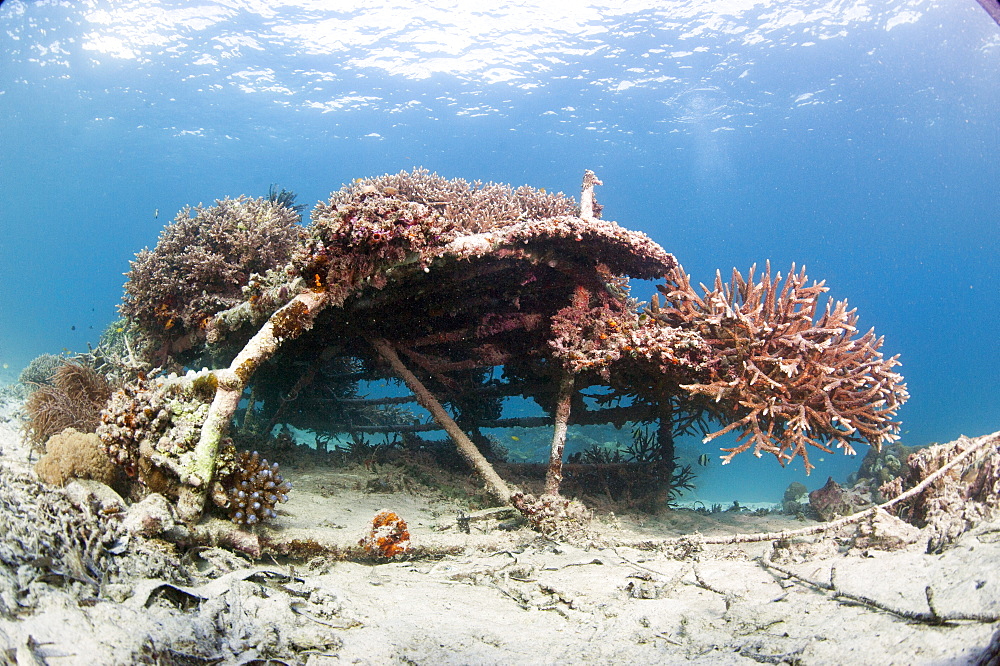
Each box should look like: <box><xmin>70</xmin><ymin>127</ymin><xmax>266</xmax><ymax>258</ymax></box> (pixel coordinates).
<box><xmin>106</xmin><ymin>168</ymin><xmax>907</xmax><ymax>533</ymax></box>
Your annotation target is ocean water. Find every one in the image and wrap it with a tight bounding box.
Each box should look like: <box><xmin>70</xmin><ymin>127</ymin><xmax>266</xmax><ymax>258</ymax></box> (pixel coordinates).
<box><xmin>1</xmin><ymin>0</ymin><xmax>998</xmax><ymax>505</ymax></box>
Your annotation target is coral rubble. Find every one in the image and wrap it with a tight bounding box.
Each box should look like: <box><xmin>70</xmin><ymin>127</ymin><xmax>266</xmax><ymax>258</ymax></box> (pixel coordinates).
<box><xmin>881</xmin><ymin>433</ymin><xmax>1000</xmax><ymax>550</ymax></box>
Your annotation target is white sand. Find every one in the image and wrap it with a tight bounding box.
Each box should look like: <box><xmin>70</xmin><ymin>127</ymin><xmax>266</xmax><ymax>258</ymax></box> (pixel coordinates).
<box><xmin>0</xmin><ymin>398</ymin><xmax>997</xmax><ymax>665</ymax></box>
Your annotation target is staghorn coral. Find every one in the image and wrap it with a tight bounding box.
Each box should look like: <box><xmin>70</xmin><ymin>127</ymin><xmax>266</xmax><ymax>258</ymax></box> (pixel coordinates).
<box><xmin>221</xmin><ymin>450</ymin><xmax>292</xmax><ymax>527</ymax></box>
<box><xmin>650</xmin><ymin>261</ymin><xmax>907</xmax><ymax>473</ymax></box>
<box><xmin>23</xmin><ymin>360</ymin><xmax>112</xmax><ymax>448</ymax></box>
<box><xmin>121</xmin><ymin>195</ymin><xmax>302</xmax><ymax>358</ymax></box>
<box><xmin>360</xmin><ymin>509</ymin><xmax>411</xmax><ymax>559</ymax></box>
<box><xmin>34</xmin><ymin>427</ymin><xmax>121</xmax><ymax>488</ymax></box>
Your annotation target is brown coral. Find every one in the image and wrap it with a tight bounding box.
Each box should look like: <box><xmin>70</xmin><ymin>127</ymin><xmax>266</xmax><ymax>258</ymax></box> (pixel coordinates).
<box><xmin>360</xmin><ymin>509</ymin><xmax>411</xmax><ymax>559</ymax></box>
<box><xmin>34</xmin><ymin>428</ymin><xmax>121</xmax><ymax>488</ymax></box>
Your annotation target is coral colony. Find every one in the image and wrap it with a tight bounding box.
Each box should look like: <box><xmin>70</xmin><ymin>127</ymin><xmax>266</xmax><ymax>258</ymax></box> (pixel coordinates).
<box><xmin>90</xmin><ymin>168</ymin><xmax>907</xmax><ymax>531</ymax></box>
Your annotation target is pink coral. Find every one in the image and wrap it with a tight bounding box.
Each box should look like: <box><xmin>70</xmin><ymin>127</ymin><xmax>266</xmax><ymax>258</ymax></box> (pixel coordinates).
<box><xmin>651</xmin><ymin>261</ymin><xmax>908</xmax><ymax>473</ymax></box>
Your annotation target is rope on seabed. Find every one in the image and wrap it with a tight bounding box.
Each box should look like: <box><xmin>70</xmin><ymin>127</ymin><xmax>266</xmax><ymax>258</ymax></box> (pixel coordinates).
<box><xmin>632</xmin><ymin>431</ymin><xmax>1000</xmax><ymax>549</ymax></box>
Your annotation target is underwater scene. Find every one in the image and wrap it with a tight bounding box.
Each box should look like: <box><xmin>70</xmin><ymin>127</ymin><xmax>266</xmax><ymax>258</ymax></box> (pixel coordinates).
<box><xmin>1</xmin><ymin>1</ymin><xmax>999</xmax><ymax>664</ymax></box>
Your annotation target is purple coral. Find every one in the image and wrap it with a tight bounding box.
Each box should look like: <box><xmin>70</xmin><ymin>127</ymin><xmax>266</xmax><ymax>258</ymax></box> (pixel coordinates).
<box><xmin>121</xmin><ymin>196</ymin><xmax>302</xmax><ymax>356</ymax></box>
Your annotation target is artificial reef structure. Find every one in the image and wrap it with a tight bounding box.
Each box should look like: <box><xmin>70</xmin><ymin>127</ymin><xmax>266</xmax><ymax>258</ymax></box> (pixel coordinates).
<box><xmin>96</xmin><ymin>168</ymin><xmax>909</xmax><ymax>532</ymax></box>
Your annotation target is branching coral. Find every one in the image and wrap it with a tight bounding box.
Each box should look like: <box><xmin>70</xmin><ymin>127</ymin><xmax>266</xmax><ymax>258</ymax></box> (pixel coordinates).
<box><xmin>650</xmin><ymin>261</ymin><xmax>908</xmax><ymax>473</ymax></box>
<box><xmin>220</xmin><ymin>450</ymin><xmax>292</xmax><ymax>527</ymax></box>
<box><xmin>327</xmin><ymin>167</ymin><xmax>579</xmax><ymax>233</ymax></box>
<box><xmin>121</xmin><ymin>196</ymin><xmax>302</xmax><ymax>357</ymax></box>
<box><xmin>510</xmin><ymin>492</ymin><xmax>592</xmax><ymax>538</ymax></box>
<box><xmin>98</xmin><ymin>371</ymin><xmax>293</xmax><ymax>527</ymax></box>
<box><xmin>18</xmin><ymin>352</ymin><xmax>63</xmax><ymax>390</ymax></box>
<box><xmin>294</xmin><ymin>168</ymin><xmax>580</xmax><ymax>307</ymax></box>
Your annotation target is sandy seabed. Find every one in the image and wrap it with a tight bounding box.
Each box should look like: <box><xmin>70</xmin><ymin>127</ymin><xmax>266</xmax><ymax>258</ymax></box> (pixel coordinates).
<box><xmin>0</xmin><ymin>396</ymin><xmax>998</xmax><ymax>666</ymax></box>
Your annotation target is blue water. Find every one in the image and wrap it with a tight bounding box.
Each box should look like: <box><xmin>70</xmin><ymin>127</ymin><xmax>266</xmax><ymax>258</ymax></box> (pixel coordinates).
<box><xmin>1</xmin><ymin>1</ymin><xmax>998</xmax><ymax>504</ymax></box>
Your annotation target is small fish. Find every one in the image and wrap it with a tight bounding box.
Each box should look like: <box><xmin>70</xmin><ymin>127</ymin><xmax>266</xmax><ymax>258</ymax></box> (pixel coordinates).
<box><xmin>2</xmin><ymin>363</ymin><xmax>8</xmax><ymax>370</ymax></box>
<box><xmin>71</xmin><ymin>325</ymin><xmax>76</xmax><ymax>331</ymax></box>
<box><xmin>154</xmin><ymin>208</ymin><xmax>159</xmax><ymax>219</ymax></box>
<box><xmin>698</xmin><ymin>454</ymin><xmax>711</xmax><ymax>467</ymax></box>
<box><xmin>510</xmin><ymin>435</ymin><xmax>520</xmax><ymax>441</ymax></box>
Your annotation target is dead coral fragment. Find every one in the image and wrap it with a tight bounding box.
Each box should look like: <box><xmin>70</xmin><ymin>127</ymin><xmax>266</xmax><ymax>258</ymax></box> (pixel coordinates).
<box><xmin>222</xmin><ymin>450</ymin><xmax>292</xmax><ymax>527</ymax></box>
<box><xmin>883</xmin><ymin>434</ymin><xmax>1000</xmax><ymax>550</ymax></box>
<box><xmin>510</xmin><ymin>492</ymin><xmax>592</xmax><ymax>538</ymax></box>
<box><xmin>360</xmin><ymin>509</ymin><xmax>411</xmax><ymax>559</ymax></box>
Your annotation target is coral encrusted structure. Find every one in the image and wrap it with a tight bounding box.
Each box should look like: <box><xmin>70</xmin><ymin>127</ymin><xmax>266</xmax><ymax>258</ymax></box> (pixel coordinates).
<box><xmin>97</xmin><ymin>369</ymin><xmax>290</xmax><ymax>526</ymax></box>
<box><xmin>111</xmin><ymin>168</ymin><xmax>908</xmax><ymax>530</ymax></box>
